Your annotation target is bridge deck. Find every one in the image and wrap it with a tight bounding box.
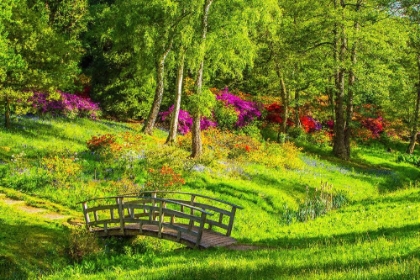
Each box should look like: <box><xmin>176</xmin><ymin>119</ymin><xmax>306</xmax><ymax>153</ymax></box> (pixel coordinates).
<box><xmin>91</xmin><ymin>223</ymin><xmax>237</xmax><ymax>248</ymax></box>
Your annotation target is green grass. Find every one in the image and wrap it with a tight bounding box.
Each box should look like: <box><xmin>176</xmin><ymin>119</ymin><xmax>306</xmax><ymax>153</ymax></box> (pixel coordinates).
<box><xmin>0</xmin><ymin>116</ymin><xmax>419</xmax><ymax>279</ymax></box>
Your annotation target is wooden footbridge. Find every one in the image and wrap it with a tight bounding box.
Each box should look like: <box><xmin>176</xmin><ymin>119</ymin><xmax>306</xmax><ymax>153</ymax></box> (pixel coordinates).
<box><xmin>81</xmin><ymin>191</ymin><xmax>243</xmax><ymax>249</ymax></box>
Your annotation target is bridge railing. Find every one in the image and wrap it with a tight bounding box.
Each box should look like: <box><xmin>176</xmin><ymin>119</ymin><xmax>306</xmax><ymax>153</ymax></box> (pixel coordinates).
<box><xmin>136</xmin><ymin>191</ymin><xmax>243</xmax><ymax>237</ymax></box>
<box><xmin>81</xmin><ymin>195</ymin><xmax>214</xmax><ymax>247</ymax></box>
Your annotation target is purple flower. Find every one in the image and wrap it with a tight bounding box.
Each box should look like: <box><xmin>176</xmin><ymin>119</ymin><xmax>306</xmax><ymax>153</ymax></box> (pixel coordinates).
<box><xmin>216</xmin><ymin>87</ymin><xmax>261</xmax><ymax>127</ymax></box>
<box><xmin>159</xmin><ymin>105</ymin><xmax>216</xmax><ymax>134</ymax></box>
<box><xmin>30</xmin><ymin>91</ymin><xmax>100</xmax><ymax>119</ymax></box>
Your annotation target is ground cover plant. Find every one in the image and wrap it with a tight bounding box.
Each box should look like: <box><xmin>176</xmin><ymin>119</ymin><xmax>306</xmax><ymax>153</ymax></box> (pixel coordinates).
<box><xmin>0</xmin><ymin>116</ymin><xmax>419</xmax><ymax>279</ymax></box>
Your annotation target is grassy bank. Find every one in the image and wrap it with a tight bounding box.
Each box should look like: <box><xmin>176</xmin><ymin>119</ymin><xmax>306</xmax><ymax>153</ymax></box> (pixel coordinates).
<box><xmin>0</xmin><ymin>116</ymin><xmax>419</xmax><ymax>279</ymax></box>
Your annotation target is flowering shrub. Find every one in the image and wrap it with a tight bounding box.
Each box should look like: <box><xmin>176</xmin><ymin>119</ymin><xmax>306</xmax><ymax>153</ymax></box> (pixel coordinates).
<box><xmin>145</xmin><ymin>164</ymin><xmax>185</xmax><ymax>192</ymax></box>
<box><xmin>30</xmin><ymin>91</ymin><xmax>100</xmax><ymax>119</ymax></box>
<box><xmin>160</xmin><ymin>105</ymin><xmax>217</xmax><ymax>134</ymax></box>
<box><xmin>87</xmin><ymin>134</ymin><xmax>116</xmax><ymax>152</ymax></box>
<box><xmin>300</xmin><ymin>116</ymin><xmax>322</xmax><ymax>133</ymax></box>
<box><xmin>216</xmin><ymin>87</ymin><xmax>261</xmax><ymax>127</ymax></box>
<box><xmin>265</xmin><ymin>103</ymin><xmax>294</xmax><ymax>126</ymax></box>
<box><xmin>361</xmin><ymin>117</ymin><xmax>384</xmax><ymax>138</ymax></box>
<box><xmin>265</xmin><ymin>102</ymin><xmax>321</xmax><ymax>133</ymax></box>
<box><xmin>41</xmin><ymin>156</ymin><xmax>82</xmax><ymax>188</ymax></box>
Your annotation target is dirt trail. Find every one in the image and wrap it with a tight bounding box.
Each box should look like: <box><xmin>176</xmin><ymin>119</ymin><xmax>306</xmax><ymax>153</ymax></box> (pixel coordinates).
<box><xmin>0</xmin><ymin>193</ymin><xmax>69</xmax><ymax>220</ymax></box>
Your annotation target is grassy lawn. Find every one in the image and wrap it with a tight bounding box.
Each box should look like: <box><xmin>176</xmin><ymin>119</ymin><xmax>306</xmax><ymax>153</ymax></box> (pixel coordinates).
<box><xmin>0</xmin><ymin>116</ymin><xmax>419</xmax><ymax>279</ymax></box>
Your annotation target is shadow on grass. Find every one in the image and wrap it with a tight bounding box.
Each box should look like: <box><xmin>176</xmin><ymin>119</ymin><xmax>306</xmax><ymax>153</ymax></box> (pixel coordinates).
<box><xmin>299</xmin><ymin>145</ymin><xmax>420</xmax><ymax>194</ymax></box>
<box><xmin>0</xmin><ymin>219</ymin><xmax>70</xmax><ymax>278</ymax></box>
<box><xmin>171</xmin><ymin>249</ymin><xmax>419</xmax><ymax>280</ymax></box>
<box><xmin>250</xmin><ymin>223</ymin><xmax>420</xmax><ymax>249</ymax></box>
<box><xmin>91</xmin><ymin>240</ymin><xmax>420</xmax><ymax>280</ymax></box>
<box><xmin>0</xmin><ymin>117</ymin><xmax>137</xmax><ymax>161</ymax></box>
<box><xmin>190</xmin><ymin>177</ymin><xmax>303</xmax><ymax>215</ymax></box>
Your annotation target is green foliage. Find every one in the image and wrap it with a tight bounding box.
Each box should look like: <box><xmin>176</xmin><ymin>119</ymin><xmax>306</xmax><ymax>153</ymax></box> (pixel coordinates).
<box><xmin>67</xmin><ymin>227</ymin><xmax>101</xmax><ymax>263</ymax></box>
<box><xmin>237</xmin><ymin>121</ymin><xmax>262</xmax><ymax>140</ymax></box>
<box><xmin>185</xmin><ymin>88</ymin><xmax>216</xmax><ymax>117</ymax></box>
<box><xmin>396</xmin><ymin>153</ymin><xmax>420</xmax><ymax>167</ymax></box>
<box><xmin>213</xmin><ymin>101</ymin><xmax>238</xmax><ymax>130</ymax></box>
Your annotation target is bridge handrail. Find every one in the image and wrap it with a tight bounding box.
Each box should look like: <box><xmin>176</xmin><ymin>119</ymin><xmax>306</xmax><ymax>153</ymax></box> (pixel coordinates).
<box><xmin>123</xmin><ymin>197</ymin><xmax>214</xmax><ymax>215</ymax></box>
<box><xmin>80</xmin><ymin>192</ymin><xmax>243</xmax><ymax>210</ymax></box>
<box><xmin>136</xmin><ymin>191</ymin><xmax>244</xmax><ymax>210</ymax></box>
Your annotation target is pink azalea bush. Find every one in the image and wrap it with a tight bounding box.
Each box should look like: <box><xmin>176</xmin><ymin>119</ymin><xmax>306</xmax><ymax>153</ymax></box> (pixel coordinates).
<box><xmin>160</xmin><ymin>105</ymin><xmax>217</xmax><ymax>135</ymax></box>
<box><xmin>216</xmin><ymin>87</ymin><xmax>261</xmax><ymax>127</ymax></box>
<box><xmin>160</xmin><ymin>88</ymin><xmax>261</xmax><ymax>134</ymax></box>
<box><xmin>30</xmin><ymin>91</ymin><xmax>100</xmax><ymax>119</ymax></box>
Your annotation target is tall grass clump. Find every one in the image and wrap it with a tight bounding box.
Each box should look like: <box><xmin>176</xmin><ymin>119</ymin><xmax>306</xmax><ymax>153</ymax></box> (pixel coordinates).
<box><xmin>282</xmin><ymin>181</ymin><xmax>348</xmax><ymax>224</ymax></box>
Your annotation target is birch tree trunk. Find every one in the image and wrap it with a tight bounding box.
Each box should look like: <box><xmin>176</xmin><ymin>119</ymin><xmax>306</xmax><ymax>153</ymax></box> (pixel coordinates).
<box><xmin>142</xmin><ymin>40</ymin><xmax>173</xmax><ymax>135</ymax></box>
<box><xmin>166</xmin><ymin>48</ymin><xmax>185</xmax><ymax>144</ymax></box>
<box><xmin>191</xmin><ymin>0</ymin><xmax>213</xmax><ymax>158</ymax></box>
<box><xmin>407</xmin><ymin>54</ymin><xmax>420</xmax><ymax>154</ymax></box>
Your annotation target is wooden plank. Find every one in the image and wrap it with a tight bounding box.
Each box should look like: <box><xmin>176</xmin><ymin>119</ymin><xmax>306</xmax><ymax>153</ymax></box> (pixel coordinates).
<box><xmin>163</xmin><ymin>209</ymin><xmax>203</xmax><ymax>222</ymax></box>
<box><xmin>87</xmin><ymin>205</ymin><xmax>118</xmax><ymax>213</ymax></box>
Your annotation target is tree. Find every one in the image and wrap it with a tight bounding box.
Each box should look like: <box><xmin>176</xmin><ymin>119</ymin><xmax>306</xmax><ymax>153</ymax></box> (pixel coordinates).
<box><xmin>0</xmin><ymin>0</ymin><xmax>88</xmax><ymax>127</ymax></box>
<box><xmin>189</xmin><ymin>0</ymin><xmax>280</xmax><ymax>157</ymax></box>
<box><xmin>190</xmin><ymin>0</ymin><xmax>214</xmax><ymax>158</ymax></box>
<box><xmin>393</xmin><ymin>1</ymin><xmax>420</xmax><ymax>154</ymax></box>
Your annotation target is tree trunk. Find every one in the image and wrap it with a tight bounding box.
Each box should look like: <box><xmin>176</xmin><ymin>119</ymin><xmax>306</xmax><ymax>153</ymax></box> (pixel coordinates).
<box><xmin>191</xmin><ymin>59</ymin><xmax>205</xmax><ymax>158</ymax></box>
<box><xmin>166</xmin><ymin>48</ymin><xmax>185</xmax><ymax>145</ymax></box>
<box><xmin>407</xmin><ymin>54</ymin><xmax>420</xmax><ymax>154</ymax></box>
<box><xmin>344</xmin><ymin>1</ymin><xmax>360</xmax><ymax>159</ymax></box>
<box><xmin>191</xmin><ymin>0</ymin><xmax>213</xmax><ymax>158</ymax></box>
<box><xmin>274</xmin><ymin>59</ymin><xmax>289</xmax><ymax>142</ymax></box>
<box><xmin>5</xmin><ymin>97</ymin><xmax>10</xmax><ymax>129</ymax></box>
<box><xmin>142</xmin><ymin>40</ymin><xmax>173</xmax><ymax>135</ymax></box>
<box><xmin>294</xmin><ymin>90</ymin><xmax>301</xmax><ymax>127</ymax></box>
<box><xmin>279</xmin><ymin>71</ymin><xmax>288</xmax><ymax>134</ymax></box>
<box><xmin>333</xmin><ymin>19</ymin><xmax>348</xmax><ymax>160</ymax></box>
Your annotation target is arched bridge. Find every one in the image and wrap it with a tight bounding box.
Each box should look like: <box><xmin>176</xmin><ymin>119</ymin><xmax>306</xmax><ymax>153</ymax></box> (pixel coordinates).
<box><xmin>81</xmin><ymin>191</ymin><xmax>243</xmax><ymax>249</ymax></box>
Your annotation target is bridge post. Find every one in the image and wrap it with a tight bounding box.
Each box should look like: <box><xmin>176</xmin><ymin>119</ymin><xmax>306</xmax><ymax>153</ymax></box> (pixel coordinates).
<box><xmin>158</xmin><ymin>201</ymin><xmax>165</xmax><ymax>239</ymax></box>
<box><xmin>195</xmin><ymin>212</ymin><xmax>207</xmax><ymax>248</ymax></box>
<box><xmin>152</xmin><ymin>192</ymin><xmax>157</xmax><ymax>221</ymax></box>
<box><xmin>226</xmin><ymin>206</ymin><xmax>237</xmax><ymax>237</ymax></box>
<box><xmin>82</xmin><ymin>202</ymin><xmax>91</xmax><ymax>231</ymax></box>
<box><xmin>188</xmin><ymin>194</ymin><xmax>196</xmax><ymax>230</ymax></box>
<box><xmin>116</xmin><ymin>197</ymin><xmax>125</xmax><ymax>235</ymax></box>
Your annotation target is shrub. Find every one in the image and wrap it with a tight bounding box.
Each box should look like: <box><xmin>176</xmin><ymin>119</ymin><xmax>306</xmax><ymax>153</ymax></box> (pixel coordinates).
<box><xmin>86</xmin><ymin>134</ymin><xmax>118</xmax><ymax>160</ymax></box>
<box><xmin>237</xmin><ymin>121</ymin><xmax>262</xmax><ymax>140</ymax></box>
<box><xmin>307</xmin><ymin>130</ymin><xmax>332</xmax><ymax>147</ymax></box>
<box><xmin>397</xmin><ymin>154</ymin><xmax>420</xmax><ymax>167</ymax></box>
<box><xmin>251</xmin><ymin>141</ymin><xmax>304</xmax><ymax>170</ymax></box>
<box><xmin>360</xmin><ymin>117</ymin><xmax>384</xmax><ymax>138</ymax></box>
<box><xmin>160</xmin><ymin>105</ymin><xmax>217</xmax><ymax>135</ymax></box>
<box><xmin>144</xmin><ymin>164</ymin><xmax>185</xmax><ymax>192</ymax></box>
<box><xmin>41</xmin><ymin>156</ymin><xmax>82</xmax><ymax>188</ymax></box>
<box><xmin>288</xmin><ymin>127</ymin><xmax>306</xmax><ymax>140</ymax></box>
<box><xmin>216</xmin><ymin>87</ymin><xmax>261</xmax><ymax>127</ymax></box>
<box><xmin>300</xmin><ymin>116</ymin><xmax>322</xmax><ymax>133</ymax></box>
<box><xmin>213</xmin><ymin>101</ymin><xmax>238</xmax><ymax>130</ymax></box>
<box><xmin>282</xmin><ymin>181</ymin><xmax>348</xmax><ymax>224</ymax></box>
<box><xmin>67</xmin><ymin>227</ymin><xmax>102</xmax><ymax>263</ymax></box>
<box><xmin>30</xmin><ymin>91</ymin><xmax>101</xmax><ymax>119</ymax></box>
